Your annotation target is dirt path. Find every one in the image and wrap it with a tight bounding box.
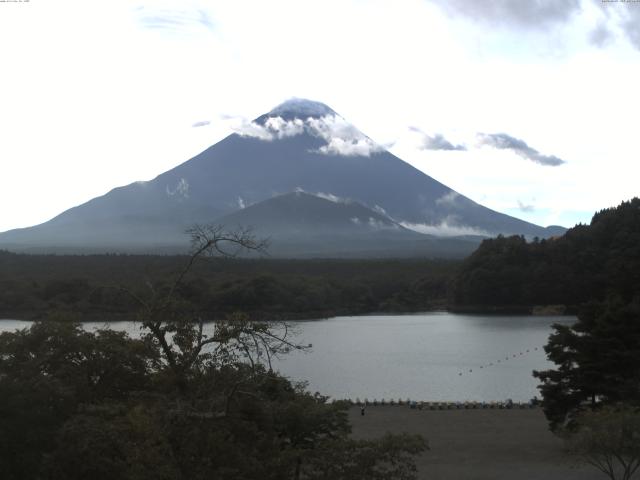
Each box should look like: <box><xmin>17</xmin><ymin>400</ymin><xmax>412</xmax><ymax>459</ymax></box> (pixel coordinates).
<box><xmin>349</xmin><ymin>406</ymin><xmax>603</xmax><ymax>480</ymax></box>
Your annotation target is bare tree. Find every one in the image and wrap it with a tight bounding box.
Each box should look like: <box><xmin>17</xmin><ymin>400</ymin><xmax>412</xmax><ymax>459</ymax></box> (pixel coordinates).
<box><xmin>565</xmin><ymin>405</ymin><xmax>640</xmax><ymax>480</ymax></box>
<box><xmin>121</xmin><ymin>224</ymin><xmax>304</xmax><ymax>394</ymax></box>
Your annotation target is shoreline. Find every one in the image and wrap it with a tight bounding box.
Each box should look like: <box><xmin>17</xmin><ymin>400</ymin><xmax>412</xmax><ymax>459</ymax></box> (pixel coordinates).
<box><xmin>0</xmin><ymin>306</ymin><xmax>576</xmax><ymax>324</ymax></box>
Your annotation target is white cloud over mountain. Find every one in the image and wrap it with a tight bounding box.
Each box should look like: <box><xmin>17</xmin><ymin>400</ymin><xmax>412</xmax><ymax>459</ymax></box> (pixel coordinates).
<box><xmin>400</xmin><ymin>220</ymin><xmax>489</xmax><ymax>238</ymax></box>
<box><xmin>0</xmin><ymin>0</ymin><xmax>638</xmax><ymax>233</ymax></box>
<box><xmin>166</xmin><ymin>177</ymin><xmax>189</xmax><ymax>199</ymax></box>
<box><xmin>231</xmin><ymin>114</ymin><xmax>384</xmax><ymax>157</ymax></box>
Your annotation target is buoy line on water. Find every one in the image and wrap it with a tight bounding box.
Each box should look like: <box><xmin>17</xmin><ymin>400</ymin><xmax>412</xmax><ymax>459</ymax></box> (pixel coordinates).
<box><xmin>334</xmin><ymin>397</ymin><xmax>540</xmax><ymax>410</ymax></box>
<box><xmin>457</xmin><ymin>346</ymin><xmax>542</xmax><ymax>377</ymax></box>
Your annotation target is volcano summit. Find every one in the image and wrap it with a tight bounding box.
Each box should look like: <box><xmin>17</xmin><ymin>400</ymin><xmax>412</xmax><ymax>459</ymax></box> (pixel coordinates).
<box><xmin>0</xmin><ymin>99</ymin><xmax>564</xmax><ymax>256</ymax></box>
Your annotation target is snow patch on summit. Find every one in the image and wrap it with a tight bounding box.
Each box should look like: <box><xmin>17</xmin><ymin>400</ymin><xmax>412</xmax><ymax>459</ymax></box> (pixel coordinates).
<box><xmin>268</xmin><ymin>98</ymin><xmax>335</xmax><ymax>118</ymax></box>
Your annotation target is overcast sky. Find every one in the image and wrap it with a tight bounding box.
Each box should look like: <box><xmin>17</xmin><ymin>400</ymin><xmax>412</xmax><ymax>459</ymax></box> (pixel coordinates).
<box><xmin>1</xmin><ymin>0</ymin><xmax>638</xmax><ymax>233</ymax></box>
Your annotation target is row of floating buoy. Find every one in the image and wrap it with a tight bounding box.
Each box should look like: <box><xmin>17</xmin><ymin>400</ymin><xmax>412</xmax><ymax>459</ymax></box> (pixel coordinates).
<box><xmin>334</xmin><ymin>398</ymin><xmax>539</xmax><ymax>409</ymax></box>
<box><xmin>458</xmin><ymin>346</ymin><xmax>541</xmax><ymax>376</ymax></box>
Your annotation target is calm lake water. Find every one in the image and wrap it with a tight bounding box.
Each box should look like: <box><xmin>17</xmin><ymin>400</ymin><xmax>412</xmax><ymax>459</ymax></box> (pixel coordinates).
<box><xmin>0</xmin><ymin>313</ymin><xmax>574</xmax><ymax>402</ymax></box>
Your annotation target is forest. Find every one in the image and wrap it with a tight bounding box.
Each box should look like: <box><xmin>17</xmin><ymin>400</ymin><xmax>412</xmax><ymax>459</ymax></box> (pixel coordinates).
<box><xmin>452</xmin><ymin>198</ymin><xmax>640</xmax><ymax>311</ymax></box>
<box><xmin>0</xmin><ymin>252</ymin><xmax>457</xmax><ymax>321</ymax></box>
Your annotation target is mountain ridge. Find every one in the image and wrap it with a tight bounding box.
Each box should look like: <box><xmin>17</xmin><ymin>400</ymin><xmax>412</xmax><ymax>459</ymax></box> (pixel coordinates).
<box><xmin>210</xmin><ymin>191</ymin><xmax>479</xmax><ymax>258</ymax></box>
<box><xmin>0</xmin><ymin>98</ymin><xmax>566</xmax><ymax>256</ymax></box>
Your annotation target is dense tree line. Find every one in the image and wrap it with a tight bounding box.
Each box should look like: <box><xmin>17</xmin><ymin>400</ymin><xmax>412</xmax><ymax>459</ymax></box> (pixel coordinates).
<box><xmin>520</xmin><ymin>198</ymin><xmax>640</xmax><ymax>470</ymax></box>
<box><xmin>0</xmin><ymin>253</ymin><xmax>457</xmax><ymax>321</ymax></box>
<box><xmin>452</xmin><ymin>198</ymin><xmax>640</xmax><ymax>310</ymax></box>
<box><xmin>534</xmin><ymin>297</ymin><xmax>640</xmax><ymax>431</ymax></box>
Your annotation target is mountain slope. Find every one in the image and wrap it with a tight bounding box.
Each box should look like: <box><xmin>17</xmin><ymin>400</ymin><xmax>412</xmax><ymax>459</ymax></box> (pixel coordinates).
<box><xmin>213</xmin><ymin>191</ymin><xmax>479</xmax><ymax>258</ymax></box>
<box><xmin>218</xmin><ymin>190</ymin><xmax>405</xmax><ymax>234</ymax></box>
<box><xmin>0</xmin><ymin>98</ymin><xmax>565</xmax><ymax>255</ymax></box>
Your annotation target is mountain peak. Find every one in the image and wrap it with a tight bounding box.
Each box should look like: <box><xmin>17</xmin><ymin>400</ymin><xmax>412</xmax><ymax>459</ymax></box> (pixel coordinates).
<box><xmin>268</xmin><ymin>98</ymin><xmax>336</xmax><ymax>119</ymax></box>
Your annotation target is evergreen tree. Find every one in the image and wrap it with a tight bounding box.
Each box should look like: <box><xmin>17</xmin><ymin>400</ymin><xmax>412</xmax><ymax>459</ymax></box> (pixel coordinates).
<box><xmin>534</xmin><ymin>297</ymin><xmax>640</xmax><ymax>430</ymax></box>
<box><xmin>453</xmin><ymin>197</ymin><xmax>640</xmax><ymax>310</ymax></box>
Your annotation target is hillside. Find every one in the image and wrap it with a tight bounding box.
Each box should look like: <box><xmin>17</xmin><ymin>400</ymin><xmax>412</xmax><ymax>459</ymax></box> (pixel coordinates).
<box><xmin>451</xmin><ymin>198</ymin><xmax>640</xmax><ymax>310</ymax></box>
<box><xmin>215</xmin><ymin>191</ymin><xmax>479</xmax><ymax>258</ymax></box>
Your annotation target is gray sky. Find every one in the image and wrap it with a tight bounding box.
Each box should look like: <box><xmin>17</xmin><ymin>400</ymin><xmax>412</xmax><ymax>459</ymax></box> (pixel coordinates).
<box><xmin>1</xmin><ymin>0</ymin><xmax>639</xmax><ymax>232</ymax></box>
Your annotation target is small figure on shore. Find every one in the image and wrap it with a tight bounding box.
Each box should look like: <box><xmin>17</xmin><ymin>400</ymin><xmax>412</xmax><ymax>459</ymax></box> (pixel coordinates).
<box><xmin>360</xmin><ymin>405</ymin><xmax>366</xmax><ymax>416</ymax></box>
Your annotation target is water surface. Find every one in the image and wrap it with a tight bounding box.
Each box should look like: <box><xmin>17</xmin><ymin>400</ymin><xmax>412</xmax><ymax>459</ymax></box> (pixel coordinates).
<box><xmin>0</xmin><ymin>313</ymin><xmax>574</xmax><ymax>402</ymax></box>
<box><xmin>274</xmin><ymin>313</ymin><xmax>572</xmax><ymax>402</ymax></box>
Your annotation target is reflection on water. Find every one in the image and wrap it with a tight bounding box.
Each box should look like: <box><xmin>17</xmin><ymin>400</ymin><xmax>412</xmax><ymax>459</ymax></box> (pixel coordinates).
<box><xmin>0</xmin><ymin>312</ymin><xmax>574</xmax><ymax>402</ymax></box>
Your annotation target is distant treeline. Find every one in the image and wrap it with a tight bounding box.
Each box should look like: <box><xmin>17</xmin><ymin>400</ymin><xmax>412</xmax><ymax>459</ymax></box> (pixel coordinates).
<box><xmin>451</xmin><ymin>198</ymin><xmax>640</xmax><ymax>311</ymax></box>
<box><xmin>5</xmin><ymin>198</ymin><xmax>637</xmax><ymax>320</ymax></box>
<box><xmin>0</xmin><ymin>253</ymin><xmax>459</xmax><ymax>321</ymax></box>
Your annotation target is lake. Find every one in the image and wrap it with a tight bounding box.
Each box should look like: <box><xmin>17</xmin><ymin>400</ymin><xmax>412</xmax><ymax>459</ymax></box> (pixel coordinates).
<box><xmin>0</xmin><ymin>313</ymin><xmax>574</xmax><ymax>402</ymax></box>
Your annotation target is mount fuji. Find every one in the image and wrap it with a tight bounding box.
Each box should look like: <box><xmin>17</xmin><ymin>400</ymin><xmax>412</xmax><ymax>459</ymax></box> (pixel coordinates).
<box><xmin>0</xmin><ymin>98</ymin><xmax>565</xmax><ymax>256</ymax></box>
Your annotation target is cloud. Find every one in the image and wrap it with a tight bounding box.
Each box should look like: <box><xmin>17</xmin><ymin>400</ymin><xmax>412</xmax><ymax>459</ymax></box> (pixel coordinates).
<box><xmin>423</xmin><ymin>133</ymin><xmax>467</xmax><ymax>151</ymax></box>
<box><xmin>192</xmin><ymin>120</ymin><xmax>210</xmax><ymax>128</ymax></box>
<box><xmin>400</xmin><ymin>220</ymin><xmax>489</xmax><ymax>237</ymax></box>
<box><xmin>350</xmin><ymin>216</ymin><xmax>397</xmax><ymax>230</ymax></box>
<box><xmin>435</xmin><ymin>191</ymin><xmax>460</xmax><ymax>207</ymax></box>
<box><xmin>307</xmin><ymin>115</ymin><xmax>384</xmax><ymax>157</ymax></box>
<box><xmin>134</xmin><ymin>3</ymin><xmax>214</xmax><ymax>35</ymax></box>
<box><xmin>292</xmin><ymin>188</ymin><xmax>350</xmax><ymax>204</ymax></box>
<box><xmin>349</xmin><ymin>217</ymin><xmax>392</xmax><ymax>230</ymax></box>
<box><xmin>372</xmin><ymin>205</ymin><xmax>388</xmax><ymax>216</ymax></box>
<box><xmin>166</xmin><ymin>178</ymin><xmax>189</xmax><ymax>199</ymax></box>
<box><xmin>231</xmin><ymin>118</ymin><xmax>274</xmax><ymax>141</ymax></box>
<box><xmin>431</xmin><ymin>0</ymin><xmax>640</xmax><ymax>52</ymax></box>
<box><xmin>368</xmin><ymin>217</ymin><xmax>396</xmax><ymax>229</ymax></box>
<box><xmin>430</xmin><ymin>0</ymin><xmax>581</xmax><ymax>30</ymax></box>
<box><xmin>317</xmin><ymin>137</ymin><xmax>383</xmax><ymax>157</ymax></box>
<box><xmin>589</xmin><ymin>21</ymin><xmax>614</xmax><ymax>48</ymax></box>
<box><xmin>592</xmin><ymin>2</ymin><xmax>640</xmax><ymax>50</ymax></box>
<box><xmin>315</xmin><ymin>192</ymin><xmax>346</xmax><ymax>203</ymax></box>
<box><xmin>264</xmin><ymin>116</ymin><xmax>305</xmax><ymax>138</ymax></box>
<box><xmin>517</xmin><ymin>200</ymin><xmax>535</xmax><ymax>213</ymax></box>
<box><xmin>228</xmin><ymin>113</ymin><xmax>384</xmax><ymax>157</ymax></box>
<box><xmin>617</xmin><ymin>4</ymin><xmax>640</xmax><ymax>50</ymax></box>
<box><xmin>477</xmin><ymin>133</ymin><xmax>566</xmax><ymax>166</ymax></box>
<box><xmin>229</xmin><ymin>116</ymin><xmax>304</xmax><ymax>141</ymax></box>
<box><xmin>410</xmin><ymin>127</ymin><xmax>466</xmax><ymax>151</ymax></box>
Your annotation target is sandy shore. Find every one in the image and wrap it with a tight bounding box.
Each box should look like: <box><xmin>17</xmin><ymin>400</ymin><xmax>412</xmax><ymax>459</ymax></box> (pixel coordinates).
<box><xmin>349</xmin><ymin>406</ymin><xmax>601</xmax><ymax>480</ymax></box>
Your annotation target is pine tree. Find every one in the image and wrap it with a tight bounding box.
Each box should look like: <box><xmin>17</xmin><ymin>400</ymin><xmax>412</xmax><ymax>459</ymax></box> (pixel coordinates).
<box><xmin>534</xmin><ymin>297</ymin><xmax>640</xmax><ymax>431</ymax></box>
